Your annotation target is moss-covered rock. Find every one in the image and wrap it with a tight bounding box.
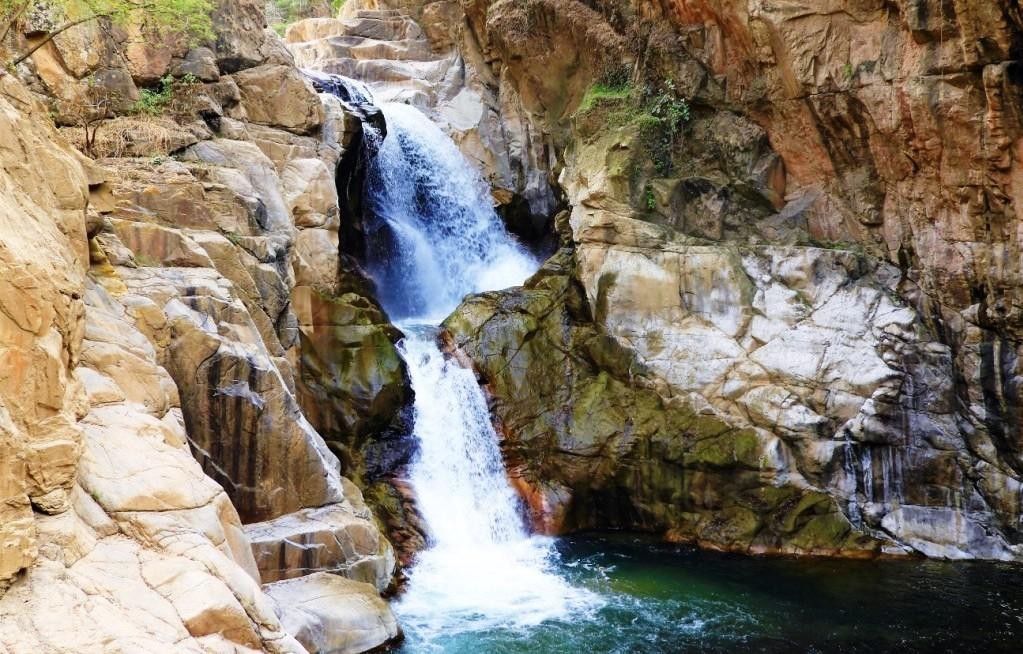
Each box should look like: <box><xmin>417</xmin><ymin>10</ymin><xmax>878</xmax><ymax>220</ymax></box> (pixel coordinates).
<box><xmin>444</xmin><ymin>247</ymin><xmax>884</xmax><ymax>556</ymax></box>
<box><xmin>292</xmin><ymin>266</ymin><xmax>419</xmax><ymax>556</ymax></box>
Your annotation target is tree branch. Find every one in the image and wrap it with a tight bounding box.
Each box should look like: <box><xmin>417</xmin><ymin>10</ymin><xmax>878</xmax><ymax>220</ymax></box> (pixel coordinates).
<box><xmin>10</xmin><ymin>13</ymin><xmax>106</xmax><ymax>67</ymax></box>
<box><xmin>7</xmin><ymin>2</ymin><xmax>165</xmax><ymax>68</ymax></box>
<box><xmin>0</xmin><ymin>0</ymin><xmax>33</xmax><ymax>47</ymax></box>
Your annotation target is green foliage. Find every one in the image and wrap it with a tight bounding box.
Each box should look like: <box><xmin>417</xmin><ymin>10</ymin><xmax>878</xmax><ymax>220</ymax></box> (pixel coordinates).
<box><xmin>640</xmin><ymin>79</ymin><xmax>691</xmax><ymax>175</ymax></box>
<box><xmin>646</xmin><ymin>78</ymin><xmax>690</xmax><ymax>140</ymax></box>
<box><xmin>267</xmin><ymin>0</ymin><xmax>344</xmax><ymax>34</ymax></box>
<box><xmin>643</xmin><ymin>185</ymin><xmax>656</xmax><ymax>212</ymax></box>
<box><xmin>577</xmin><ymin>72</ymin><xmax>692</xmax><ymax>176</ymax></box>
<box><xmin>132</xmin><ymin>73</ymin><xmax>198</xmax><ymax>116</ymax></box>
<box><xmin>2</xmin><ymin>0</ymin><xmax>214</xmax><ymax>67</ymax></box>
<box><xmin>578</xmin><ymin>82</ymin><xmax>632</xmax><ymax>114</ymax></box>
<box><xmin>5</xmin><ymin>0</ymin><xmax>214</xmax><ymax>40</ymax></box>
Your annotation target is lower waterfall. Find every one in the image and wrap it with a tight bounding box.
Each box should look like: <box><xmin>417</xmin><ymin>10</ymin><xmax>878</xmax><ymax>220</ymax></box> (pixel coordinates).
<box><xmin>361</xmin><ymin>103</ymin><xmax>599</xmax><ymax>641</ymax></box>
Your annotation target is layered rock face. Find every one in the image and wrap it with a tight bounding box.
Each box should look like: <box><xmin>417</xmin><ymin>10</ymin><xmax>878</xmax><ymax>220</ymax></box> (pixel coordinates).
<box><xmin>0</xmin><ymin>1</ymin><xmax>401</xmax><ymax>651</ymax></box>
<box><xmin>352</xmin><ymin>0</ymin><xmax>1023</xmax><ymax>560</ymax></box>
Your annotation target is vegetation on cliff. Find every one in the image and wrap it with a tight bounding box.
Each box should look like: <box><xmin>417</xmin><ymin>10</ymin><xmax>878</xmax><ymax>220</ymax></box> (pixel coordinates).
<box><xmin>1</xmin><ymin>0</ymin><xmax>213</xmax><ymax>66</ymax></box>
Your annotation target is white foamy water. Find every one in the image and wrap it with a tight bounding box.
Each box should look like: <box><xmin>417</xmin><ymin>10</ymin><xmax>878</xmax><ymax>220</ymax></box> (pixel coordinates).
<box><xmin>363</xmin><ymin>102</ymin><xmax>537</xmax><ymax>321</ymax></box>
<box><xmin>357</xmin><ymin>102</ymin><xmax>601</xmax><ymax>640</ymax></box>
<box><xmin>396</xmin><ymin>327</ymin><xmax>599</xmax><ymax>638</ymax></box>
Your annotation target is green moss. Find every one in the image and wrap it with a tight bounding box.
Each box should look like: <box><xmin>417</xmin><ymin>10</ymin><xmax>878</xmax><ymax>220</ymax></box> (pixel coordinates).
<box><xmin>578</xmin><ymin>82</ymin><xmax>633</xmax><ymax>114</ymax></box>
<box><xmin>684</xmin><ymin>428</ymin><xmax>762</xmax><ymax>470</ymax></box>
<box><xmin>788</xmin><ymin>512</ymin><xmax>853</xmax><ymax>551</ymax></box>
<box><xmin>703</xmin><ymin>505</ymin><xmax>762</xmax><ymax>544</ymax></box>
<box><xmin>738</xmin><ymin>485</ymin><xmax>802</xmax><ymax>514</ymax></box>
<box><xmin>133</xmin><ymin>253</ymin><xmax>161</xmax><ymax>267</ymax></box>
<box><xmin>810</xmin><ymin>239</ymin><xmax>865</xmax><ymax>254</ymax></box>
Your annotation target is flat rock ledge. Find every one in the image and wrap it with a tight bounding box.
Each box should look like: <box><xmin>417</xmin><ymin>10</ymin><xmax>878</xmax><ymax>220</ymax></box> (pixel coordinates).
<box><xmin>265</xmin><ymin>572</ymin><xmax>400</xmax><ymax>654</ymax></box>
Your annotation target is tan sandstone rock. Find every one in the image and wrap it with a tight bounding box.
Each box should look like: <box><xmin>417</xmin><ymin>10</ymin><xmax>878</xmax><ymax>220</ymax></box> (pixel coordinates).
<box><xmin>266</xmin><ymin>572</ymin><xmax>400</xmax><ymax>654</ymax></box>
<box><xmin>234</xmin><ymin>64</ymin><xmax>327</xmax><ymax>135</ymax></box>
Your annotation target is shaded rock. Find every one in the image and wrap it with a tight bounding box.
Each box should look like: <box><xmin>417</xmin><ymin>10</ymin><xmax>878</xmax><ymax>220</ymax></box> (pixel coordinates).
<box><xmin>211</xmin><ymin>0</ymin><xmax>295</xmax><ymax>73</ymax></box>
<box><xmin>293</xmin><ymin>284</ymin><xmax>410</xmax><ymax>453</ymax></box>
<box><xmin>116</xmin><ymin>265</ymin><xmax>344</xmax><ymax>523</ymax></box>
<box><xmin>171</xmin><ymin>47</ymin><xmax>222</xmax><ymax>82</ymax></box>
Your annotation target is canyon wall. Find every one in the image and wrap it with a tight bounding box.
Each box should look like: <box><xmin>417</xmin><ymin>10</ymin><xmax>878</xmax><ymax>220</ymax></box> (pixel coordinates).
<box><xmin>307</xmin><ymin>0</ymin><xmax>1023</xmax><ymax>560</ymax></box>
<box><xmin>461</xmin><ymin>0</ymin><xmax>1023</xmax><ymax>559</ymax></box>
<box><xmin>0</xmin><ymin>1</ymin><xmax>401</xmax><ymax>651</ymax></box>
<box><xmin>3</xmin><ymin>1</ymin><xmax>1023</xmax><ymax>650</ymax></box>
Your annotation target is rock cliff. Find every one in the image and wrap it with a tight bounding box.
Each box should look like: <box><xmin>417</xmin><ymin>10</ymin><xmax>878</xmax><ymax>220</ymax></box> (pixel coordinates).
<box><xmin>303</xmin><ymin>0</ymin><xmax>1023</xmax><ymax>561</ymax></box>
<box><xmin>0</xmin><ymin>1</ymin><xmax>401</xmax><ymax>651</ymax></box>
<box><xmin>4</xmin><ymin>0</ymin><xmax>1023</xmax><ymax>649</ymax></box>
<box><xmin>453</xmin><ymin>0</ymin><xmax>1023</xmax><ymax>560</ymax></box>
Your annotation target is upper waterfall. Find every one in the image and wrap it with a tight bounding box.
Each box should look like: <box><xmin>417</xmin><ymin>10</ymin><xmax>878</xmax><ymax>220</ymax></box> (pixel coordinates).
<box><xmin>302</xmin><ymin>69</ymin><xmax>376</xmax><ymax>107</ymax></box>
<box><xmin>361</xmin><ymin>102</ymin><xmax>537</xmax><ymax>322</ymax></box>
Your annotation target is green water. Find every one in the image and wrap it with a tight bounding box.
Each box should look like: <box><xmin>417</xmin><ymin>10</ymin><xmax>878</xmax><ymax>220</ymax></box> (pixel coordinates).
<box><xmin>396</xmin><ymin>533</ymin><xmax>1023</xmax><ymax>653</ymax></box>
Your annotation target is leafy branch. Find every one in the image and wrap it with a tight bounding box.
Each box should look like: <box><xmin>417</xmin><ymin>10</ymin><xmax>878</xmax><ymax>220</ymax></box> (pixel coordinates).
<box><xmin>1</xmin><ymin>0</ymin><xmax>213</xmax><ymax>68</ymax></box>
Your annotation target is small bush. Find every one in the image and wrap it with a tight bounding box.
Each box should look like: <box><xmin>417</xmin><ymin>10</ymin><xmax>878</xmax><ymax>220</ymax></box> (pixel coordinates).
<box><xmin>644</xmin><ymin>185</ymin><xmax>657</xmax><ymax>211</ymax></box>
<box><xmin>132</xmin><ymin>73</ymin><xmax>200</xmax><ymax>116</ymax></box>
<box><xmin>646</xmin><ymin>78</ymin><xmax>690</xmax><ymax>140</ymax></box>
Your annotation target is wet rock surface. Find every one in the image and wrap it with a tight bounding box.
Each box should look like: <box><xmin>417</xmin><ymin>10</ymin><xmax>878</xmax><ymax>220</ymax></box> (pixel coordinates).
<box><xmin>431</xmin><ymin>0</ymin><xmax>1023</xmax><ymax>560</ymax></box>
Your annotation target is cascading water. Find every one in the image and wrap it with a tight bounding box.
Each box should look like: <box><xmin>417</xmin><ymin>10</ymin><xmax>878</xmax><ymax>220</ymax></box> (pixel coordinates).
<box><xmin>360</xmin><ymin>102</ymin><xmax>600</xmax><ymax>642</ymax></box>
<box><xmin>362</xmin><ymin>103</ymin><xmax>537</xmax><ymax>322</ymax></box>
<box><xmin>302</xmin><ymin>69</ymin><xmax>376</xmax><ymax>106</ymax></box>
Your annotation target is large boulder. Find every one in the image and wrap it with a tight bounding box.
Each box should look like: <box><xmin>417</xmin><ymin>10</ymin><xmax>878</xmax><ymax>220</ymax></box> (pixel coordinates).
<box><xmin>234</xmin><ymin>65</ymin><xmax>326</xmax><ymax>135</ymax></box>
<box><xmin>445</xmin><ymin>248</ymin><xmax>883</xmax><ymax>555</ymax></box>
<box><xmin>211</xmin><ymin>0</ymin><xmax>295</xmax><ymax>73</ymax></box>
<box><xmin>265</xmin><ymin>573</ymin><xmax>400</xmax><ymax>654</ymax></box>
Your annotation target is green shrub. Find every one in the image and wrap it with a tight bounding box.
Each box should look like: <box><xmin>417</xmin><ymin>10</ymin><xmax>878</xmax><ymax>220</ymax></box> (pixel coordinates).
<box><xmin>577</xmin><ymin>71</ymin><xmax>693</xmax><ymax>176</ymax></box>
<box><xmin>644</xmin><ymin>185</ymin><xmax>657</xmax><ymax>212</ymax></box>
<box><xmin>647</xmin><ymin>78</ymin><xmax>690</xmax><ymax>140</ymax></box>
<box><xmin>132</xmin><ymin>73</ymin><xmax>199</xmax><ymax>116</ymax></box>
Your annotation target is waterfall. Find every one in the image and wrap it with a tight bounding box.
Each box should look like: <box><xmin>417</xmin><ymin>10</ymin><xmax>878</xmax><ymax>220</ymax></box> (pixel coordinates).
<box><xmin>302</xmin><ymin>69</ymin><xmax>376</xmax><ymax>106</ymax></box>
<box><xmin>358</xmin><ymin>102</ymin><xmax>599</xmax><ymax>638</ymax></box>
<box><xmin>362</xmin><ymin>102</ymin><xmax>536</xmax><ymax>322</ymax></box>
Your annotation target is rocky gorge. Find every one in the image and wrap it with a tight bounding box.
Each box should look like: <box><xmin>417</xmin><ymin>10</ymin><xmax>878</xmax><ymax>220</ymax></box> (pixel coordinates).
<box><xmin>0</xmin><ymin>0</ymin><xmax>1022</xmax><ymax>652</ymax></box>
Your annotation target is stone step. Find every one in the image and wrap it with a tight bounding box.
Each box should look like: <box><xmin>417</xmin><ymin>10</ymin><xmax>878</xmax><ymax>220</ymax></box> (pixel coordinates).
<box><xmin>354</xmin><ymin>9</ymin><xmax>403</xmax><ymax>19</ymax></box>
<box><xmin>313</xmin><ymin>56</ymin><xmax>452</xmax><ymax>88</ymax></box>
<box><xmin>244</xmin><ymin>503</ymin><xmax>395</xmax><ymax>591</ymax></box>
<box><xmin>265</xmin><ymin>574</ymin><xmax>399</xmax><ymax>654</ymax></box>
<box><xmin>291</xmin><ymin>35</ymin><xmax>439</xmax><ymax>64</ymax></box>
<box><xmin>340</xmin><ymin>15</ymin><xmax>424</xmax><ymax>41</ymax></box>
